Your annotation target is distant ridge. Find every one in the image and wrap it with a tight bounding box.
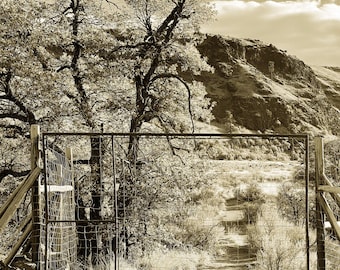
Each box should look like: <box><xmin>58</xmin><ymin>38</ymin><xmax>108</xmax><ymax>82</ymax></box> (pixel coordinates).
<box><xmin>194</xmin><ymin>34</ymin><xmax>340</xmax><ymax>135</ymax></box>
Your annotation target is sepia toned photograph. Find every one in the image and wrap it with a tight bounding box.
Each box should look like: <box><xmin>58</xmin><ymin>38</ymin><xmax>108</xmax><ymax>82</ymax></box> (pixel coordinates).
<box><xmin>0</xmin><ymin>1</ymin><xmax>339</xmax><ymax>269</ymax></box>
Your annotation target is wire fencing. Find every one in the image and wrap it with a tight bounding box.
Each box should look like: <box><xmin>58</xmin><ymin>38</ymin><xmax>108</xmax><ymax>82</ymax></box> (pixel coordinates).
<box><xmin>40</xmin><ymin>133</ymin><xmax>311</xmax><ymax>270</ymax></box>
<box><xmin>40</xmin><ymin>146</ymin><xmax>77</xmax><ymax>270</ymax></box>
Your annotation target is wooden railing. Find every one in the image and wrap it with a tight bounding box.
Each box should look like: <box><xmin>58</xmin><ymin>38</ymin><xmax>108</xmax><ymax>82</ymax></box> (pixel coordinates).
<box><xmin>0</xmin><ymin>167</ymin><xmax>40</xmax><ymax>234</ymax></box>
<box><xmin>0</xmin><ymin>125</ymin><xmax>42</xmax><ymax>268</ymax></box>
<box><xmin>315</xmin><ymin>136</ymin><xmax>340</xmax><ymax>270</ymax></box>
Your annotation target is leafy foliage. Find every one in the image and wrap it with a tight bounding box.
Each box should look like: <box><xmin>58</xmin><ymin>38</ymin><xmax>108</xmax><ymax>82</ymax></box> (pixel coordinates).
<box><xmin>1</xmin><ymin>0</ymin><xmax>217</xmax><ymax>265</ymax></box>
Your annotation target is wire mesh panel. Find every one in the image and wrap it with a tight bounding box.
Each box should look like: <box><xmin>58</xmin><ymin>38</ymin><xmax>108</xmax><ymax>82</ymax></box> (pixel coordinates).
<box><xmin>41</xmin><ymin>133</ymin><xmax>310</xmax><ymax>270</ymax></box>
<box><xmin>42</xmin><ymin>135</ymin><xmax>118</xmax><ymax>269</ymax></box>
<box><xmin>40</xmin><ymin>146</ymin><xmax>77</xmax><ymax>270</ymax></box>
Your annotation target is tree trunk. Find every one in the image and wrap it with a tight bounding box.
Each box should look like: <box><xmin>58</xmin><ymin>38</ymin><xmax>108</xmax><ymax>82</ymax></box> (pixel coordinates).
<box><xmin>89</xmin><ymin>136</ymin><xmax>102</xmax><ymax>264</ymax></box>
<box><xmin>76</xmin><ymin>136</ymin><xmax>103</xmax><ymax>265</ymax></box>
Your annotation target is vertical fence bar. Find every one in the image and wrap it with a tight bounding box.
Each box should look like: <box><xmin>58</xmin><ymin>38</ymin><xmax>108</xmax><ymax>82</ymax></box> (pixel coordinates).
<box><xmin>315</xmin><ymin>136</ymin><xmax>326</xmax><ymax>270</ymax></box>
<box><xmin>39</xmin><ymin>134</ymin><xmax>48</xmax><ymax>270</ymax></box>
<box><xmin>66</xmin><ymin>147</ymin><xmax>76</xmax><ymax>267</ymax></box>
<box><xmin>305</xmin><ymin>135</ymin><xmax>310</xmax><ymax>270</ymax></box>
<box><xmin>42</xmin><ymin>134</ymin><xmax>49</xmax><ymax>270</ymax></box>
<box><xmin>31</xmin><ymin>125</ymin><xmax>41</xmax><ymax>268</ymax></box>
<box><xmin>112</xmin><ymin>136</ymin><xmax>119</xmax><ymax>270</ymax></box>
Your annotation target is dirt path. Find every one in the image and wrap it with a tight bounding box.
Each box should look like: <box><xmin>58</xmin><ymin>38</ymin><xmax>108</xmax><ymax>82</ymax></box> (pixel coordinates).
<box><xmin>200</xmin><ymin>160</ymin><xmax>299</xmax><ymax>269</ymax></box>
<box><xmin>200</xmin><ymin>200</ymin><xmax>256</xmax><ymax>269</ymax></box>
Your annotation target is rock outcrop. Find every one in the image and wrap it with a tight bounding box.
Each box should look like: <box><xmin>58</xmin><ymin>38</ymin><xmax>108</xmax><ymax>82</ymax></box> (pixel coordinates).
<box><xmin>196</xmin><ymin>34</ymin><xmax>340</xmax><ymax>135</ymax></box>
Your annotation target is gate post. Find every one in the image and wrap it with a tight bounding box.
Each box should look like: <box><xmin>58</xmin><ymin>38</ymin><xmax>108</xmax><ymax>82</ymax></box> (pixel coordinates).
<box><xmin>315</xmin><ymin>136</ymin><xmax>326</xmax><ymax>270</ymax></box>
<box><xmin>30</xmin><ymin>125</ymin><xmax>41</xmax><ymax>268</ymax></box>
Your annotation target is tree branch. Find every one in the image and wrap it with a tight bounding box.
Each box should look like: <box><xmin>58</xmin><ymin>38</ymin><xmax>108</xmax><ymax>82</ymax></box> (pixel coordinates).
<box><xmin>33</xmin><ymin>48</ymin><xmax>49</xmax><ymax>70</ymax></box>
<box><xmin>150</xmin><ymin>73</ymin><xmax>194</xmax><ymax>132</ymax></box>
<box><xmin>0</xmin><ymin>169</ymin><xmax>30</xmax><ymax>182</ymax></box>
<box><xmin>0</xmin><ymin>113</ymin><xmax>28</xmax><ymax>122</ymax></box>
<box><xmin>2</xmin><ymin>71</ymin><xmax>37</xmax><ymax>124</ymax></box>
<box><xmin>57</xmin><ymin>65</ymin><xmax>71</xmax><ymax>72</ymax></box>
<box><xmin>104</xmin><ymin>0</ymin><xmax>118</xmax><ymax>8</ymax></box>
<box><xmin>107</xmin><ymin>42</ymin><xmax>154</xmax><ymax>59</ymax></box>
<box><xmin>0</xmin><ymin>124</ymin><xmax>26</xmax><ymax>138</ymax></box>
<box><xmin>156</xmin><ymin>0</ymin><xmax>185</xmax><ymax>37</ymax></box>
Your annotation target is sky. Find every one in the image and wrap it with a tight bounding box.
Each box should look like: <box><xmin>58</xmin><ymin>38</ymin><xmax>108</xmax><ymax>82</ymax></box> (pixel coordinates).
<box><xmin>201</xmin><ymin>0</ymin><xmax>340</xmax><ymax>67</ymax></box>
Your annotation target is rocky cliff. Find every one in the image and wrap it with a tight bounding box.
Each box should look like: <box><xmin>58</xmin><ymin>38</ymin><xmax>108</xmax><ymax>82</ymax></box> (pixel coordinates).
<box><xmin>196</xmin><ymin>34</ymin><xmax>340</xmax><ymax>135</ymax></box>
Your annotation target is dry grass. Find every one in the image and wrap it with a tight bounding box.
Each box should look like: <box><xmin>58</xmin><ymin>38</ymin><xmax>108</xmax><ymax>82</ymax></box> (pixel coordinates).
<box><xmin>138</xmin><ymin>249</ymin><xmax>210</xmax><ymax>270</ymax></box>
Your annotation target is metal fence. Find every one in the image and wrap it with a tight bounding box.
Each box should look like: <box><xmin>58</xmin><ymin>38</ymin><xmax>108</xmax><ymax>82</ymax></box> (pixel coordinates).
<box><xmin>40</xmin><ymin>133</ymin><xmax>310</xmax><ymax>270</ymax></box>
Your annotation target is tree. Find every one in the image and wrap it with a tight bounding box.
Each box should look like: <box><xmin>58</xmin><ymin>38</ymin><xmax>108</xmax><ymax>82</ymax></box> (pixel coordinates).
<box><xmin>0</xmin><ymin>0</ymin><xmax>53</xmax><ymax>184</ymax></box>
<box><xmin>34</xmin><ymin>0</ymin><xmax>124</xmax><ymax>263</ymax></box>
<box><xmin>0</xmin><ymin>0</ymin><xmax>122</xmax><ymax>264</ymax></box>
<box><xmin>109</xmin><ymin>0</ymin><xmax>214</xmax><ymax>158</ymax></box>
<box><xmin>277</xmin><ymin>183</ymin><xmax>305</xmax><ymax>225</ymax></box>
<box><xmin>106</xmin><ymin>0</ymin><xmax>214</xmax><ymax>257</ymax></box>
<box><xmin>0</xmin><ymin>0</ymin><xmax>215</xmax><ymax>265</ymax></box>
<box><xmin>30</xmin><ymin>0</ymin><xmax>214</xmax><ymax>260</ymax></box>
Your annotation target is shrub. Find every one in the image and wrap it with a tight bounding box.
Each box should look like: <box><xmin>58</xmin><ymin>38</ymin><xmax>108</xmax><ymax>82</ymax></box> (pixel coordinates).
<box><xmin>277</xmin><ymin>183</ymin><xmax>305</xmax><ymax>225</ymax></box>
<box><xmin>174</xmin><ymin>206</ymin><xmax>225</xmax><ymax>253</ymax></box>
<box><xmin>243</xmin><ymin>202</ymin><xmax>263</xmax><ymax>224</ymax></box>
<box><xmin>234</xmin><ymin>183</ymin><xmax>265</xmax><ymax>224</ymax></box>
<box><xmin>248</xmin><ymin>204</ymin><xmax>314</xmax><ymax>270</ymax></box>
<box><xmin>235</xmin><ymin>183</ymin><xmax>265</xmax><ymax>202</ymax></box>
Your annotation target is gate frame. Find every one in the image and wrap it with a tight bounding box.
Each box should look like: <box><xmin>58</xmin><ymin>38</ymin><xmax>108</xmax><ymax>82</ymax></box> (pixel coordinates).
<box><xmin>40</xmin><ymin>132</ymin><xmax>310</xmax><ymax>270</ymax></box>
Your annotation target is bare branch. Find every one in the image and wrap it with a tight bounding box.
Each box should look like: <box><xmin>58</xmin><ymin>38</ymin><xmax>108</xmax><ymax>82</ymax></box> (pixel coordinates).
<box><xmin>0</xmin><ymin>113</ymin><xmax>28</xmax><ymax>122</ymax></box>
<box><xmin>150</xmin><ymin>73</ymin><xmax>194</xmax><ymax>132</ymax></box>
<box><xmin>56</xmin><ymin>65</ymin><xmax>71</xmax><ymax>72</ymax></box>
<box><xmin>2</xmin><ymin>71</ymin><xmax>37</xmax><ymax>124</ymax></box>
<box><xmin>0</xmin><ymin>169</ymin><xmax>30</xmax><ymax>182</ymax></box>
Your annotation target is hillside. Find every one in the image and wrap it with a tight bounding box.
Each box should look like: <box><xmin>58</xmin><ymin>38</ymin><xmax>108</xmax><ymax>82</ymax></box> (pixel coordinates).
<box><xmin>195</xmin><ymin>34</ymin><xmax>340</xmax><ymax>135</ymax></box>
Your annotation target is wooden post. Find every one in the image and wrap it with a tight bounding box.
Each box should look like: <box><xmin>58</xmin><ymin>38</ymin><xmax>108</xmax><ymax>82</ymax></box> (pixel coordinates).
<box><xmin>315</xmin><ymin>136</ymin><xmax>326</xmax><ymax>270</ymax></box>
<box><xmin>30</xmin><ymin>125</ymin><xmax>41</xmax><ymax>268</ymax></box>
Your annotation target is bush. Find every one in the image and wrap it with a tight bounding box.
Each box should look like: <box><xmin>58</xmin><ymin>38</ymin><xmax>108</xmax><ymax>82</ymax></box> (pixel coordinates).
<box><xmin>235</xmin><ymin>183</ymin><xmax>265</xmax><ymax>202</ymax></box>
<box><xmin>277</xmin><ymin>183</ymin><xmax>305</xmax><ymax>225</ymax></box>
<box><xmin>174</xmin><ymin>206</ymin><xmax>225</xmax><ymax>253</ymax></box>
<box><xmin>248</xmin><ymin>204</ymin><xmax>313</xmax><ymax>270</ymax></box>
<box><xmin>234</xmin><ymin>183</ymin><xmax>265</xmax><ymax>224</ymax></box>
<box><xmin>243</xmin><ymin>202</ymin><xmax>263</xmax><ymax>224</ymax></box>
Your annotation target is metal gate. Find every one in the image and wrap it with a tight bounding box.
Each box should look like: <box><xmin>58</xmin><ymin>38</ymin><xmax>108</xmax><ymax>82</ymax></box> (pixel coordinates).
<box><xmin>40</xmin><ymin>132</ymin><xmax>310</xmax><ymax>270</ymax></box>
